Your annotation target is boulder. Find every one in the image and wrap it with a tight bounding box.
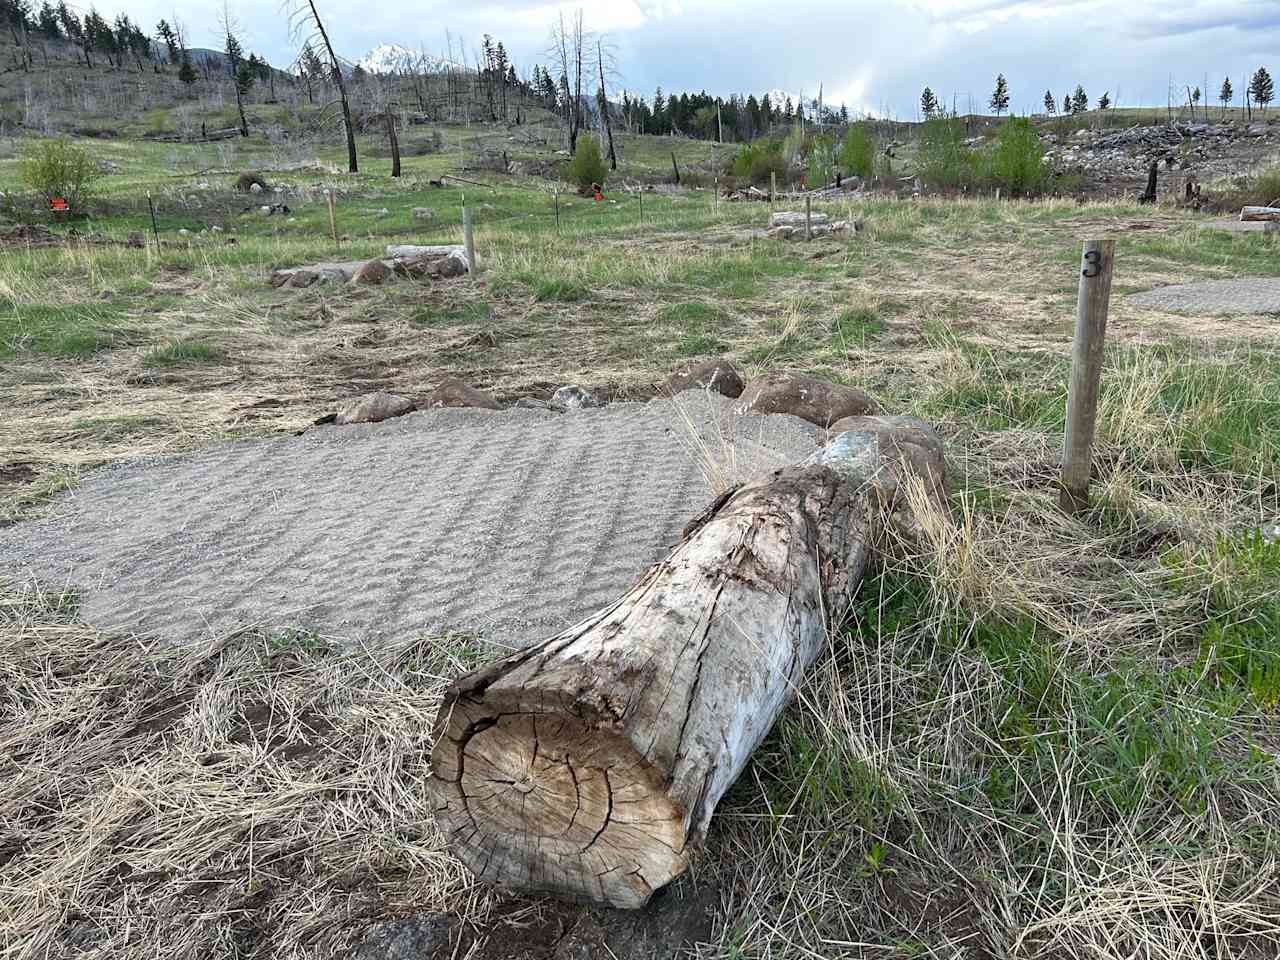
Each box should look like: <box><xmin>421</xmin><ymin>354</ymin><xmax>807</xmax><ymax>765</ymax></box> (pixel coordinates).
<box><xmin>285</xmin><ymin>269</ymin><xmax>318</xmax><ymax>289</ymax></box>
<box><xmin>334</xmin><ymin>392</ymin><xmax>415</xmax><ymax>426</ymax></box>
<box><xmin>550</xmin><ymin>385</ymin><xmax>602</xmax><ymax>411</ymax></box>
<box><xmin>661</xmin><ymin>358</ymin><xmax>745</xmax><ymax>398</ymax></box>
<box><xmin>736</xmin><ymin>371</ymin><xmax>880</xmax><ymax>426</ymax></box>
<box><xmin>428</xmin><ymin>379</ymin><xmax>502</xmax><ymax>410</ymax></box>
<box><xmin>829</xmin><ymin>414</ymin><xmax>946</xmax><ymax>502</ymax></box>
<box><xmin>350</xmin><ymin>259</ymin><xmax>390</xmax><ymax>285</ymax></box>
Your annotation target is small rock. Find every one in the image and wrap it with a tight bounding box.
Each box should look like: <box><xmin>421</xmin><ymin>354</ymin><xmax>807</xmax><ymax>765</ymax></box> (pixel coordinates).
<box><xmin>334</xmin><ymin>392</ymin><xmax>414</xmax><ymax>426</ymax></box>
<box><xmin>249</xmin><ymin>182</ymin><xmax>264</xmax><ymax>194</ymax></box>
<box><xmin>551</xmin><ymin>385</ymin><xmax>602</xmax><ymax>411</ymax></box>
<box><xmin>210</xmin><ymin>225</ymin><xmax>223</xmax><ymax>232</ymax></box>
<box><xmin>286</xmin><ymin>269</ymin><xmax>319</xmax><ymax>289</ymax></box>
<box><xmin>736</xmin><ymin>371</ymin><xmax>880</xmax><ymax>426</ymax></box>
<box><xmin>661</xmin><ymin>358</ymin><xmax>745</xmax><ymax>398</ymax></box>
<box><xmin>260</xmin><ymin>205</ymin><xmax>272</xmax><ymax>214</ymax></box>
<box><xmin>350</xmin><ymin>259</ymin><xmax>390</xmax><ymax>285</ymax></box>
<box><xmin>352</xmin><ymin>912</ymin><xmax>452</xmax><ymax>960</ymax></box>
<box><xmin>428</xmin><ymin>379</ymin><xmax>502</xmax><ymax>410</ymax></box>
<box><xmin>177</xmin><ymin>228</ymin><xmax>190</xmax><ymax>236</ymax></box>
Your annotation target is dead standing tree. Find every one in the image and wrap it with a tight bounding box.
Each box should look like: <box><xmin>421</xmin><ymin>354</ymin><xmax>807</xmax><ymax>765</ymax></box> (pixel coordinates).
<box><xmin>286</xmin><ymin>0</ymin><xmax>357</xmax><ymax>172</ymax></box>
<box><xmin>595</xmin><ymin>36</ymin><xmax>618</xmax><ymax>170</ymax></box>
<box><xmin>549</xmin><ymin>9</ymin><xmax>587</xmax><ymax>154</ymax></box>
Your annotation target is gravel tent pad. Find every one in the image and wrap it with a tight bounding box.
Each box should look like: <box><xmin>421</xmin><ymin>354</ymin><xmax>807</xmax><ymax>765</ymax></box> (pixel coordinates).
<box><xmin>1128</xmin><ymin>278</ymin><xmax>1280</xmax><ymax>315</ymax></box>
<box><xmin>1</xmin><ymin>394</ymin><xmax>824</xmax><ymax>648</ymax></box>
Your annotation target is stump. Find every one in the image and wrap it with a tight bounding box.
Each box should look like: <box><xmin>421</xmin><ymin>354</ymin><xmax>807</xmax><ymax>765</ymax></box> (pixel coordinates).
<box><xmin>429</xmin><ymin>423</ymin><xmax>944</xmax><ymax>908</ymax></box>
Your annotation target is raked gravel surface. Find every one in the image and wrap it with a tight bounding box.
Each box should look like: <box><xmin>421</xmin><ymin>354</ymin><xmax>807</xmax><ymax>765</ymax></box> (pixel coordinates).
<box><xmin>1127</xmin><ymin>278</ymin><xmax>1280</xmax><ymax>316</ymax></box>
<box><xmin>1</xmin><ymin>394</ymin><xmax>823</xmax><ymax>649</ymax></box>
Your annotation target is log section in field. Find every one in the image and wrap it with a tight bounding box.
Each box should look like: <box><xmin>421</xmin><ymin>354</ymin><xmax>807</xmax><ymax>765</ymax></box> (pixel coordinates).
<box><xmin>429</xmin><ymin>421</ymin><xmax>944</xmax><ymax>908</ymax></box>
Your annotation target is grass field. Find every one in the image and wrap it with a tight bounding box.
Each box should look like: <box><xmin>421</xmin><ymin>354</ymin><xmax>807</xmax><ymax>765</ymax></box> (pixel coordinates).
<box><xmin>2</xmin><ymin>122</ymin><xmax>1280</xmax><ymax>958</ymax></box>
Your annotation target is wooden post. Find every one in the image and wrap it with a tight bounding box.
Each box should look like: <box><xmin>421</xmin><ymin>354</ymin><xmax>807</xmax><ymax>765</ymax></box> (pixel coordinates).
<box><xmin>770</xmin><ymin>171</ymin><xmax>776</xmax><ymax>206</ymax></box>
<box><xmin>805</xmin><ymin>195</ymin><xmax>812</xmax><ymax>241</ymax></box>
<box><xmin>325</xmin><ymin>189</ymin><xmax>338</xmax><ymax>244</ymax></box>
<box><xmin>638</xmin><ymin>187</ymin><xmax>643</xmax><ymax>224</ymax></box>
<box><xmin>146</xmin><ymin>192</ymin><xmax>160</xmax><ymax>248</ymax></box>
<box><xmin>554</xmin><ymin>189</ymin><xmax>561</xmax><ymax>234</ymax></box>
<box><xmin>1059</xmin><ymin>239</ymin><xmax>1115</xmax><ymax>514</ymax></box>
<box><xmin>463</xmin><ymin>205</ymin><xmax>476</xmax><ymax>275</ymax></box>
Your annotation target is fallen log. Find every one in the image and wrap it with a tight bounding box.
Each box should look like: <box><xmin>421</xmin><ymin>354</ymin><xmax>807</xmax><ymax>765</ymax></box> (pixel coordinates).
<box><xmin>1240</xmin><ymin>205</ymin><xmax>1280</xmax><ymax>222</ymax></box>
<box><xmin>429</xmin><ymin>419</ymin><xmax>945</xmax><ymax>908</ymax></box>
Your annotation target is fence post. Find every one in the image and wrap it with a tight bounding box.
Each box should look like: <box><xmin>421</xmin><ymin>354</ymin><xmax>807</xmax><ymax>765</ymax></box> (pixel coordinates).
<box><xmin>1059</xmin><ymin>238</ymin><xmax>1116</xmax><ymax>514</ymax></box>
<box><xmin>805</xmin><ymin>195</ymin><xmax>812</xmax><ymax>241</ymax></box>
<box><xmin>463</xmin><ymin>205</ymin><xmax>476</xmax><ymax>275</ymax></box>
<box><xmin>638</xmin><ymin>187</ymin><xmax>643</xmax><ymax>224</ymax></box>
<box><xmin>325</xmin><ymin>189</ymin><xmax>338</xmax><ymax>244</ymax></box>
<box><xmin>146</xmin><ymin>192</ymin><xmax>160</xmax><ymax>248</ymax></box>
<box><xmin>770</xmin><ymin>171</ymin><xmax>776</xmax><ymax>207</ymax></box>
<box><xmin>554</xmin><ymin>189</ymin><xmax>561</xmax><ymax>234</ymax></box>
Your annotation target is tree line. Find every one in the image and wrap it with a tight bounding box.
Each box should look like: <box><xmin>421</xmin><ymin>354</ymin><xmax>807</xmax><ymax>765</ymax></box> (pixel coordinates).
<box><xmin>921</xmin><ymin>69</ymin><xmax>1275</xmax><ymax>121</ymax></box>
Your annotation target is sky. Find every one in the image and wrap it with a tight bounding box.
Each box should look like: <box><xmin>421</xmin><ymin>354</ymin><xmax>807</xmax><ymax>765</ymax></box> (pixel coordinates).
<box><xmin>129</xmin><ymin>0</ymin><xmax>1277</xmax><ymax>117</ymax></box>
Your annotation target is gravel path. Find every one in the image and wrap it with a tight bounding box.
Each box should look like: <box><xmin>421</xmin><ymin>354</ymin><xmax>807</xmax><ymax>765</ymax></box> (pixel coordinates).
<box><xmin>1</xmin><ymin>395</ymin><xmax>822</xmax><ymax>648</ymax></box>
<box><xmin>1128</xmin><ymin>278</ymin><xmax>1280</xmax><ymax>315</ymax></box>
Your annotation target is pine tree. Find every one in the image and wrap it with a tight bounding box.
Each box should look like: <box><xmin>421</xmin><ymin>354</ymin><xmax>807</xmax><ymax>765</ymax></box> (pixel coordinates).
<box><xmin>920</xmin><ymin>86</ymin><xmax>938</xmax><ymax>119</ymax></box>
<box><xmin>1219</xmin><ymin>76</ymin><xmax>1233</xmax><ymax>117</ymax></box>
<box><xmin>1043</xmin><ymin>89</ymin><xmax>1055</xmax><ymax>114</ymax></box>
<box><xmin>37</xmin><ymin>2</ymin><xmax>58</xmax><ymax>39</ymax></box>
<box><xmin>155</xmin><ymin>18</ymin><xmax>177</xmax><ymax>64</ymax></box>
<box><xmin>989</xmin><ymin>73</ymin><xmax>1009</xmax><ymax>116</ymax></box>
<box><xmin>178</xmin><ymin>48</ymin><xmax>196</xmax><ymax>85</ymax></box>
<box><xmin>1250</xmin><ymin>67</ymin><xmax>1274</xmax><ymax>112</ymax></box>
<box><xmin>1098</xmin><ymin>91</ymin><xmax>1111</xmax><ymax>110</ymax></box>
<box><xmin>1071</xmin><ymin>84</ymin><xmax>1088</xmax><ymax>114</ymax></box>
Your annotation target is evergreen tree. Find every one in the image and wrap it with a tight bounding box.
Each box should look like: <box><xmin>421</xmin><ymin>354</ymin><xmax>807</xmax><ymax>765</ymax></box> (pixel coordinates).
<box><xmin>920</xmin><ymin>86</ymin><xmax>939</xmax><ymax>118</ymax></box>
<box><xmin>839</xmin><ymin>103</ymin><xmax>848</xmax><ymax>123</ymax></box>
<box><xmin>178</xmin><ymin>47</ymin><xmax>196</xmax><ymax>85</ymax></box>
<box><xmin>1062</xmin><ymin>90</ymin><xmax>1071</xmax><ymax>116</ymax></box>
<box><xmin>1250</xmin><ymin>67</ymin><xmax>1274</xmax><ymax>112</ymax></box>
<box><xmin>1192</xmin><ymin>86</ymin><xmax>1201</xmax><ymax>106</ymax></box>
<box><xmin>1097</xmin><ymin>91</ymin><xmax>1111</xmax><ymax>110</ymax></box>
<box><xmin>760</xmin><ymin>92</ymin><xmax>772</xmax><ymax>130</ymax></box>
<box><xmin>1071</xmin><ymin>84</ymin><xmax>1088</xmax><ymax>114</ymax></box>
<box><xmin>989</xmin><ymin>73</ymin><xmax>1009</xmax><ymax>116</ymax></box>
<box><xmin>37</xmin><ymin>1</ymin><xmax>58</xmax><ymax>39</ymax></box>
<box><xmin>299</xmin><ymin>41</ymin><xmax>322</xmax><ymax>103</ymax></box>
<box><xmin>1219</xmin><ymin>76</ymin><xmax>1233</xmax><ymax>116</ymax></box>
<box><xmin>783</xmin><ymin>96</ymin><xmax>793</xmax><ymax>122</ymax></box>
<box><xmin>155</xmin><ymin>18</ymin><xmax>177</xmax><ymax>64</ymax></box>
<box><xmin>1043</xmin><ymin>89</ymin><xmax>1055</xmax><ymax>114</ymax></box>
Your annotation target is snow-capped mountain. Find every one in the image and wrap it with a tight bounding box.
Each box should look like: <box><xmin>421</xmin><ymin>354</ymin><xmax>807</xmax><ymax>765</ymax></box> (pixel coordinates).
<box><xmin>763</xmin><ymin>88</ymin><xmax>804</xmax><ymax>108</ymax></box>
<box><xmin>356</xmin><ymin>43</ymin><xmax>415</xmax><ymax>74</ymax></box>
<box><xmin>355</xmin><ymin>43</ymin><xmax>462</xmax><ymax>74</ymax></box>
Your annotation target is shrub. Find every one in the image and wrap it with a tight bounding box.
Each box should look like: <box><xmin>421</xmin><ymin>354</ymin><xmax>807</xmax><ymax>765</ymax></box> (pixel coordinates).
<box><xmin>806</xmin><ymin>135</ymin><xmax>835</xmax><ymax>187</ymax></box>
<box><xmin>729</xmin><ymin>142</ymin><xmax>786</xmax><ymax>186</ymax></box>
<box><xmin>989</xmin><ymin>117</ymin><xmax>1046</xmax><ymax>196</ymax></box>
<box><xmin>916</xmin><ymin>116</ymin><xmax>979</xmax><ymax>190</ymax></box>
<box><xmin>839</xmin><ymin>125</ymin><xmax>877</xmax><ymax>178</ymax></box>
<box><xmin>565</xmin><ymin>135</ymin><xmax>607</xmax><ymax>191</ymax></box>
<box><xmin>18</xmin><ymin>138</ymin><xmax>102</xmax><ymax>214</ymax></box>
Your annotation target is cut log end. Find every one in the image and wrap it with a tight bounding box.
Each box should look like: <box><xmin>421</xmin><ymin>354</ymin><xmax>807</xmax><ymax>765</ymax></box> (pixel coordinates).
<box><xmin>432</xmin><ymin>697</ymin><xmax>688</xmax><ymax>909</ymax></box>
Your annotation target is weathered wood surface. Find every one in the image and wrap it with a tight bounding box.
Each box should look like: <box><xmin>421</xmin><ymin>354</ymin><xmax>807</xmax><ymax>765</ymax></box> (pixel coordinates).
<box><xmin>1240</xmin><ymin>206</ymin><xmax>1280</xmax><ymax>222</ymax></box>
<box><xmin>428</xmin><ymin>421</ymin><xmax>944</xmax><ymax>909</ymax></box>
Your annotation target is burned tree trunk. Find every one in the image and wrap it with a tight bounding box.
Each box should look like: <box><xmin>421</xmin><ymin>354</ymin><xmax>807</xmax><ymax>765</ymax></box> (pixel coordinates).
<box><xmin>430</xmin><ymin>422</ymin><xmax>944</xmax><ymax>909</ymax></box>
<box><xmin>1138</xmin><ymin>161</ymin><xmax>1158</xmax><ymax>204</ymax></box>
<box><xmin>386</xmin><ymin>112</ymin><xmax>401</xmax><ymax>178</ymax></box>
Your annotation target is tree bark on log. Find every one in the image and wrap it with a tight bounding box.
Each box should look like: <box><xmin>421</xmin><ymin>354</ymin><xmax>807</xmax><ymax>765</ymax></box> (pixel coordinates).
<box><xmin>429</xmin><ymin>425</ymin><xmax>943</xmax><ymax>909</ymax></box>
<box><xmin>1240</xmin><ymin>206</ymin><xmax>1280</xmax><ymax>221</ymax></box>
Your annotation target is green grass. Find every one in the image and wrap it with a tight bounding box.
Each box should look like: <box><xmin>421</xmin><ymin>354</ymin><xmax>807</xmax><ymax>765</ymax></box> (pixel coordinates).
<box><xmin>0</xmin><ymin>303</ymin><xmax>130</xmax><ymax>358</ymax></box>
<box><xmin>142</xmin><ymin>339</ymin><xmax>225</xmax><ymax>366</ymax></box>
<box><xmin>831</xmin><ymin>307</ymin><xmax>886</xmax><ymax>348</ymax></box>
